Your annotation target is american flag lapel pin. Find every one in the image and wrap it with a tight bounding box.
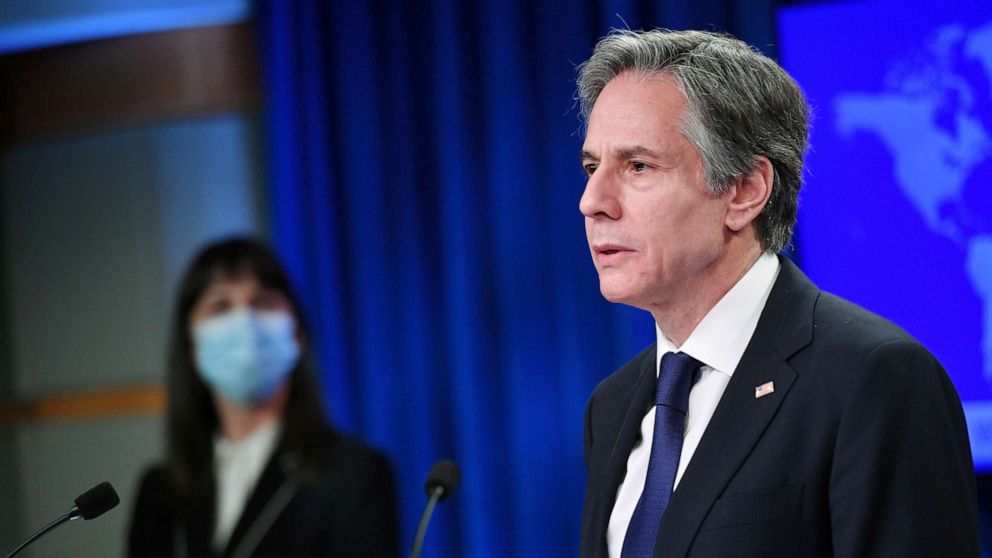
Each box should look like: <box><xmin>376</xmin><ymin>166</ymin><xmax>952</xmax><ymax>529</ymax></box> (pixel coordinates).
<box><xmin>755</xmin><ymin>381</ymin><xmax>775</xmax><ymax>399</ymax></box>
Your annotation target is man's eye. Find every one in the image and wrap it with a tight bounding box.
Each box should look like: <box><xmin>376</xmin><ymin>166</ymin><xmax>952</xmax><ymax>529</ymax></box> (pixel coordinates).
<box><xmin>630</xmin><ymin>161</ymin><xmax>647</xmax><ymax>172</ymax></box>
<box><xmin>583</xmin><ymin>163</ymin><xmax>598</xmax><ymax>176</ymax></box>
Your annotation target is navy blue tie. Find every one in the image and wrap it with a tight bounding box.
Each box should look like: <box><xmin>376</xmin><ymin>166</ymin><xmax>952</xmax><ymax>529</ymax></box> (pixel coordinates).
<box><xmin>621</xmin><ymin>352</ymin><xmax>701</xmax><ymax>558</ymax></box>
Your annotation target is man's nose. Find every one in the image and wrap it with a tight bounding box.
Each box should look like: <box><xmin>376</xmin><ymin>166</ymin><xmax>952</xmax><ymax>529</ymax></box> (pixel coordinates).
<box><xmin>579</xmin><ymin>168</ymin><xmax>621</xmax><ymax>220</ymax></box>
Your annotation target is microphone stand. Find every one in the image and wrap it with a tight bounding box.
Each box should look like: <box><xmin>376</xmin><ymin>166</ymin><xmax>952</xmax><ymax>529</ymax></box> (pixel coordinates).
<box><xmin>409</xmin><ymin>485</ymin><xmax>444</xmax><ymax>558</ymax></box>
<box><xmin>6</xmin><ymin>506</ymin><xmax>79</xmax><ymax>558</ymax></box>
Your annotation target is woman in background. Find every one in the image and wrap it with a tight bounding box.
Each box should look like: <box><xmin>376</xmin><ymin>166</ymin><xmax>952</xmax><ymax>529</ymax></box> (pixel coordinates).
<box><xmin>128</xmin><ymin>237</ymin><xmax>398</xmax><ymax>557</ymax></box>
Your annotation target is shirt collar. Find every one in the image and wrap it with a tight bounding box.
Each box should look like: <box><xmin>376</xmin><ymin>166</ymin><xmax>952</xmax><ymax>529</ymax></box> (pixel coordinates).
<box><xmin>214</xmin><ymin>418</ymin><xmax>283</xmax><ymax>462</ymax></box>
<box><xmin>656</xmin><ymin>252</ymin><xmax>780</xmax><ymax>377</ymax></box>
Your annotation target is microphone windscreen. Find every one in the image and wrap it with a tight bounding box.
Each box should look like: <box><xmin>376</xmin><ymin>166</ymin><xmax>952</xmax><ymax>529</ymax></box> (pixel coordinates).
<box><xmin>424</xmin><ymin>460</ymin><xmax>461</xmax><ymax>501</ymax></box>
<box><xmin>74</xmin><ymin>482</ymin><xmax>120</xmax><ymax>520</ymax></box>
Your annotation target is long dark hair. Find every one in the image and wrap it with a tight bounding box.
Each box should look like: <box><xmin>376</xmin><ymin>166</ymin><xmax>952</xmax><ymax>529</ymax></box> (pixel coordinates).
<box><xmin>164</xmin><ymin>237</ymin><xmax>336</xmax><ymax>515</ymax></box>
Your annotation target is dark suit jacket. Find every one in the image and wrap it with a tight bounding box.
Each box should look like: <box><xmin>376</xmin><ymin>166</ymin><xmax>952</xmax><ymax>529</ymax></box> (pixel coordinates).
<box><xmin>580</xmin><ymin>257</ymin><xmax>978</xmax><ymax>557</ymax></box>
<box><xmin>128</xmin><ymin>435</ymin><xmax>398</xmax><ymax>558</ymax></box>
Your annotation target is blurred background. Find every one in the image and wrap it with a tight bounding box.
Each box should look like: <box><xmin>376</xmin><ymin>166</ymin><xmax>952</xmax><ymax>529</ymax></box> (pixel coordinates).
<box><xmin>0</xmin><ymin>0</ymin><xmax>989</xmax><ymax>556</ymax></box>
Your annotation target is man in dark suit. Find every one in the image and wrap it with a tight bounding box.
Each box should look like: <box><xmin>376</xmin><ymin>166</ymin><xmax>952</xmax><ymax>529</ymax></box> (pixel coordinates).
<box><xmin>576</xmin><ymin>29</ymin><xmax>978</xmax><ymax>557</ymax></box>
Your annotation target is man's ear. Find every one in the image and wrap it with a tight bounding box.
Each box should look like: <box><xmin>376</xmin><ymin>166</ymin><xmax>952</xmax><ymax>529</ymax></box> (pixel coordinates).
<box><xmin>725</xmin><ymin>155</ymin><xmax>774</xmax><ymax>232</ymax></box>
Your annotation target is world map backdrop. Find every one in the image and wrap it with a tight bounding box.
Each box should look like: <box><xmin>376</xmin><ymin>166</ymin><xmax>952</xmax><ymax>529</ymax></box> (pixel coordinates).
<box><xmin>779</xmin><ymin>0</ymin><xmax>992</xmax><ymax>469</ymax></box>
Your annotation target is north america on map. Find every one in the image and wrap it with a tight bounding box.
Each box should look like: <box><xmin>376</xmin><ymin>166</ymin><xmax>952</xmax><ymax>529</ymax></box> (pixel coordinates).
<box><xmin>834</xmin><ymin>21</ymin><xmax>992</xmax><ymax>385</ymax></box>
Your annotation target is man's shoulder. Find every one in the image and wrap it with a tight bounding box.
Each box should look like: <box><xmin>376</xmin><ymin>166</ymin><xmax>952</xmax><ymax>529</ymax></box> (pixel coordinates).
<box><xmin>771</xmin><ymin>257</ymin><xmax>923</xmax><ymax>357</ymax></box>
<box><xmin>812</xmin><ymin>289</ymin><xmax>920</xmax><ymax>352</ymax></box>
<box><xmin>793</xmin><ymin>288</ymin><xmax>950</xmax><ymax>392</ymax></box>
<box><xmin>589</xmin><ymin>343</ymin><xmax>655</xmax><ymax>402</ymax></box>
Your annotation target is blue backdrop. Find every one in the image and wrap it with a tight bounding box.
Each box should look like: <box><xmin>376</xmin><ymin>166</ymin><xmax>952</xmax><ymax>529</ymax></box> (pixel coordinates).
<box><xmin>254</xmin><ymin>1</ymin><xmax>772</xmax><ymax>556</ymax></box>
<box><xmin>778</xmin><ymin>0</ymin><xmax>992</xmax><ymax>469</ymax></box>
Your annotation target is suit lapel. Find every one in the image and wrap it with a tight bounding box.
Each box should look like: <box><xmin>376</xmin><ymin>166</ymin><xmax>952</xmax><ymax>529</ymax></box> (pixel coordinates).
<box><xmin>653</xmin><ymin>257</ymin><xmax>818</xmax><ymax>557</ymax></box>
<box><xmin>221</xmin><ymin>449</ymin><xmax>288</xmax><ymax>558</ymax></box>
<box><xmin>185</xmin><ymin>483</ymin><xmax>216</xmax><ymax>558</ymax></box>
<box><xmin>588</xmin><ymin>346</ymin><xmax>657</xmax><ymax>557</ymax></box>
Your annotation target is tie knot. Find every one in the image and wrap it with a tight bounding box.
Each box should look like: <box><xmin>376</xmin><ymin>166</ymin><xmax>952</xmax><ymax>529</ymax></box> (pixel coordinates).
<box><xmin>656</xmin><ymin>352</ymin><xmax>700</xmax><ymax>411</ymax></box>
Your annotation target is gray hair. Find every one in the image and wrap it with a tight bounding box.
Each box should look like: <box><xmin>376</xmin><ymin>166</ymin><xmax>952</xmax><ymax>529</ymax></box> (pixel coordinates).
<box><xmin>576</xmin><ymin>29</ymin><xmax>810</xmax><ymax>253</ymax></box>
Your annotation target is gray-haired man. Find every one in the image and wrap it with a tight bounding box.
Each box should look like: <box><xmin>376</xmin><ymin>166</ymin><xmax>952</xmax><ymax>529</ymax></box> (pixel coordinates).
<box><xmin>577</xmin><ymin>29</ymin><xmax>977</xmax><ymax>557</ymax></box>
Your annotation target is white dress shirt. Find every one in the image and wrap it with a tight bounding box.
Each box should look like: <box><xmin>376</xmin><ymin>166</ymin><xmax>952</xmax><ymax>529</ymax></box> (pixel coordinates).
<box><xmin>212</xmin><ymin>420</ymin><xmax>282</xmax><ymax>551</ymax></box>
<box><xmin>606</xmin><ymin>253</ymin><xmax>780</xmax><ymax>557</ymax></box>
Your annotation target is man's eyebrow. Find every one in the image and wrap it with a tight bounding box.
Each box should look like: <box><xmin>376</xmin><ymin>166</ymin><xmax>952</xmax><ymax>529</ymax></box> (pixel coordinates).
<box><xmin>617</xmin><ymin>145</ymin><xmax>660</xmax><ymax>158</ymax></box>
<box><xmin>580</xmin><ymin>145</ymin><xmax>667</xmax><ymax>165</ymax></box>
<box><xmin>580</xmin><ymin>146</ymin><xmax>661</xmax><ymax>161</ymax></box>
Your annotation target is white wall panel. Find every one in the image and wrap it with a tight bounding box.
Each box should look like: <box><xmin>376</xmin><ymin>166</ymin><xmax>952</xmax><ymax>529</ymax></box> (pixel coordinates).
<box><xmin>0</xmin><ymin>113</ymin><xmax>262</xmax><ymax>558</ymax></box>
<box><xmin>16</xmin><ymin>415</ymin><xmax>161</xmax><ymax>557</ymax></box>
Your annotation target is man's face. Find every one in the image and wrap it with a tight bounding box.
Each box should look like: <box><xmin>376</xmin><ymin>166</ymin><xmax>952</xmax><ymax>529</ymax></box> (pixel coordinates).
<box><xmin>580</xmin><ymin>72</ymin><xmax>731</xmax><ymax>312</ymax></box>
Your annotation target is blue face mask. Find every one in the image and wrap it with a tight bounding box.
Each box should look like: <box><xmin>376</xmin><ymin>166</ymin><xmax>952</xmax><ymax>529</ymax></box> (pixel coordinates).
<box><xmin>192</xmin><ymin>308</ymin><xmax>300</xmax><ymax>404</ymax></box>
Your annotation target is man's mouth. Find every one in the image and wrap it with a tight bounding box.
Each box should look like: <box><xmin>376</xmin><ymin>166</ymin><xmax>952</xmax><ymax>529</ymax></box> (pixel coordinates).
<box><xmin>593</xmin><ymin>244</ymin><xmax>634</xmax><ymax>264</ymax></box>
<box><xmin>594</xmin><ymin>244</ymin><xmax>631</xmax><ymax>254</ymax></box>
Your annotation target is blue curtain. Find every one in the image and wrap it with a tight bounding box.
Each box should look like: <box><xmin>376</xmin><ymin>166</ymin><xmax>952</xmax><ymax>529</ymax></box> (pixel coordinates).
<box><xmin>256</xmin><ymin>1</ymin><xmax>773</xmax><ymax>556</ymax></box>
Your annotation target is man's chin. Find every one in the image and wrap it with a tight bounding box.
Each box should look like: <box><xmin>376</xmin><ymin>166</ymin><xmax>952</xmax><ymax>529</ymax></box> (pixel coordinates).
<box><xmin>598</xmin><ymin>283</ymin><xmax>639</xmax><ymax>306</ymax></box>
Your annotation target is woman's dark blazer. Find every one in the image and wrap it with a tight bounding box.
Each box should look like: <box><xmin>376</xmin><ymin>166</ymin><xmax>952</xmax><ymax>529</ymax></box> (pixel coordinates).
<box><xmin>128</xmin><ymin>434</ymin><xmax>398</xmax><ymax>558</ymax></box>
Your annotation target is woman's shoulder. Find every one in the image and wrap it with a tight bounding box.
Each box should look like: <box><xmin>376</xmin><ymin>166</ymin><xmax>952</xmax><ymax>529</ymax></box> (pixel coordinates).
<box><xmin>282</xmin><ymin>431</ymin><xmax>393</xmax><ymax>494</ymax></box>
<box><xmin>304</xmin><ymin>432</ymin><xmax>393</xmax><ymax>483</ymax></box>
<box><xmin>135</xmin><ymin>462</ymin><xmax>168</xmax><ymax>492</ymax></box>
<box><xmin>127</xmin><ymin>462</ymin><xmax>180</xmax><ymax>557</ymax></box>
<box><xmin>330</xmin><ymin>433</ymin><xmax>390</xmax><ymax>463</ymax></box>
<box><xmin>286</xmin><ymin>423</ymin><xmax>390</xmax><ymax>474</ymax></box>
<box><xmin>132</xmin><ymin>462</ymin><xmax>175</xmax><ymax>509</ymax></box>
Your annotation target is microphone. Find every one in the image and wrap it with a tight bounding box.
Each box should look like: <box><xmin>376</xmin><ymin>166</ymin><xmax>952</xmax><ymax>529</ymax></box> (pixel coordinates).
<box><xmin>5</xmin><ymin>481</ymin><xmax>120</xmax><ymax>558</ymax></box>
<box><xmin>410</xmin><ymin>460</ymin><xmax>460</xmax><ymax>558</ymax></box>
<box><xmin>73</xmin><ymin>482</ymin><xmax>120</xmax><ymax>520</ymax></box>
